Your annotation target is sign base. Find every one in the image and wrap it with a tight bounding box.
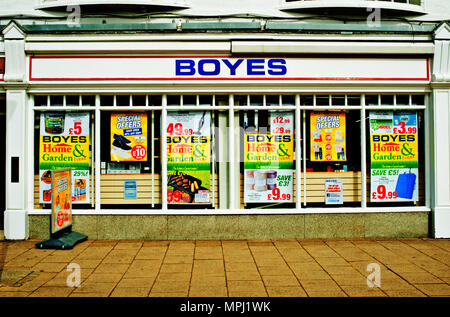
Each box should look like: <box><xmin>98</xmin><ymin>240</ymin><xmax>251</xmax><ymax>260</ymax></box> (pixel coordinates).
<box><xmin>35</xmin><ymin>231</ymin><xmax>88</xmax><ymax>250</ymax></box>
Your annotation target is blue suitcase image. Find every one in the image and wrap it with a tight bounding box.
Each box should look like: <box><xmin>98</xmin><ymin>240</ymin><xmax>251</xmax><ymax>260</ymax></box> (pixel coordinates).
<box><xmin>395</xmin><ymin>171</ymin><xmax>416</xmax><ymax>200</ymax></box>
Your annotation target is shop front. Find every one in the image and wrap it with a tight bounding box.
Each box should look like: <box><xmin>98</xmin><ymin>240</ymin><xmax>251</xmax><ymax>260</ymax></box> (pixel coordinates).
<box><xmin>2</xmin><ymin>21</ymin><xmax>450</xmax><ymax>240</ymax></box>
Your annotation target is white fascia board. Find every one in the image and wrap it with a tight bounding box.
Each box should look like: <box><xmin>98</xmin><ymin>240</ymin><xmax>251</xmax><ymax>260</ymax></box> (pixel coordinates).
<box><xmin>26</xmin><ymin>41</ymin><xmax>231</xmax><ymax>53</ymax></box>
<box><xmin>25</xmin><ymin>33</ymin><xmax>432</xmax><ymax>43</ymax></box>
<box><xmin>26</xmin><ymin>85</ymin><xmax>431</xmax><ymax>95</ymax></box>
<box><xmin>232</xmin><ymin>41</ymin><xmax>434</xmax><ymax>55</ymax></box>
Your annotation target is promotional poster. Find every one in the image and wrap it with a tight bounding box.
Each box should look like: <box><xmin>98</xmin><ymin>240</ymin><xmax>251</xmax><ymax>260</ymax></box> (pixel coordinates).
<box><xmin>39</xmin><ymin>112</ymin><xmax>90</xmax><ymax>204</ymax></box>
<box><xmin>110</xmin><ymin>112</ymin><xmax>148</xmax><ymax>162</ymax></box>
<box><xmin>244</xmin><ymin>111</ymin><xmax>294</xmax><ymax>203</ymax></box>
<box><xmin>325</xmin><ymin>179</ymin><xmax>343</xmax><ymax>205</ymax></box>
<box><xmin>369</xmin><ymin>111</ymin><xmax>419</xmax><ymax>202</ymax></box>
<box><xmin>51</xmin><ymin>169</ymin><xmax>72</xmax><ymax>234</ymax></box>
<box><xmin>166</xmin><ymin>111</ymin><xmax>211</xmax><ymax>204</ymax></box>
<box><xmin>310</xmin><ymin>112</ymin><xmax>346</xmax><ymax>162</ymax></box>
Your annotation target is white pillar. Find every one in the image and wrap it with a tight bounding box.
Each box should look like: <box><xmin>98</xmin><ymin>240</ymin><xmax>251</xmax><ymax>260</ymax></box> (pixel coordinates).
<box><xmin>431</xmin><ymin>23</ymin><xmax>450</xmax><ymax>238</ymax></box>
<box><xmin>4</xmin><ymin>89</ymin><xmax>29</xmax><ymax>240</ymax></box>
<box><xmin>3</xmin><ymin>21</ymin><xmax>29</xmax><ymax>240</ymax></box>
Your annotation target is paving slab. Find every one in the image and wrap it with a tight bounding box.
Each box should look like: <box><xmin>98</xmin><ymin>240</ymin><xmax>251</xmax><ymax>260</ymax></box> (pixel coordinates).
<box><xmin>0</xmin><ymin>238</ymin><xmax>449</xmax><ymax>298</ymax></box>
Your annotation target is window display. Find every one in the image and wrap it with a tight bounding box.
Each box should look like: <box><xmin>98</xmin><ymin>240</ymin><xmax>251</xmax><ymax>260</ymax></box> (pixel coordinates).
<box><xmin>304</xmin><ymin>109</ymin><xmax>361</xmax><ymax>207</ymax></box>
<box><xmin>110</xmin><ymin>112</ymin><xmax>148</xmax><ymax>162</ymax></box>
<box><xmin>166</xmin><ymin>111</ymin><xmax>212</xmax><ymax>204</ymax></box>
<box><xmin>31</xmin><ymin>93</ymin><xmax>427</xmax><ymax>212</ymax></box>
<box><xmin>244</xmin><ymin>111</ymin><xmax>294</xmax><ymax>203</ymax></box>
<box><xmin>39</xmin><ymin>111</ymin><xmax>90</xmax><ymax>205</ymax></box>
<box><xmin>369</xmin><ymin>111</ymin><xmax>420</xmax><ymax>202</ymax></box>
<box><xmin>310</xmin><ymin>111</ymin><xmax>346</xmax><ymax>162</ymax></box>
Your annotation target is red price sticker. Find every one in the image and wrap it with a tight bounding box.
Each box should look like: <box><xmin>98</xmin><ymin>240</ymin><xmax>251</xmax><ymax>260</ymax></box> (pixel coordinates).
<box><xmin>267</xmin><ymin>188</ymin><xmax>291</xmax><ymax>201</ymax></box>
<box><xmin>131</xmin><ymin>145</ymin><xmax>146</xmax><ymax>160</ymax></box>
<box><xmin>167</xmin><ymin>123</ymin><xmax>193</xmax><ymax>136</ymax></box>
<box><xmin>167</xmin><ymin>190</ymin><xmax>191</xmax><ymax>203</ymax></box>
<box><xmin>372</xmin><ymin>185</ymin><xmax>398</xmax><ymax>200</ymax></box>
<box><xmin>69</xmin><ymin>122</ymin><xmax>82</xmax><ymax>135</ymax></box>
<box><xmin>393</xmin><ymin>122</ymin><xmax>417</xmax><ymax>135</ymax></box>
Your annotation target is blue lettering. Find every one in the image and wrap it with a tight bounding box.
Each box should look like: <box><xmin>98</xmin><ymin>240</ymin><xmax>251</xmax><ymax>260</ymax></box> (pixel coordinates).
<box><xmin>198</xmin><ymin>59</ymin><xmax>220</xmax><ymax>76</ymax></box>
<box><xmin>222</xmin><ymin>59</ymin><xmax>244</xmax><ymax>75</ymax></box>
<box><xmin>175</xmin><ymin>58</ymin><xmax>288</xmax><ymax>77</ymax></box>
<box><xmin>247</xmin><ymin>59</ymin><xmax>265</xmax><ymax>75</ymax></box>
<box><xmin>268</xmin><ymin>59</ymin><xmax>287</xmax><ymax>75</ymax></box>
<box><xmin>176</xmin><ymin>60</ymin><xmax>195</xmax><ymax>76</ymax></box>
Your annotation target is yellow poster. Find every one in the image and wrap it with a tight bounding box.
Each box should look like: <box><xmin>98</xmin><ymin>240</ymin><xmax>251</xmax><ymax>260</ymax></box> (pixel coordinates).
<box><xmin>310</xmin><ymin>112</ymin><xmax>346</xmax><ymax>162</ymax></box>
<box><xmin>39</xmin><ymin>112</ymin><xmax>91</xmax><ymax>205</ymax></box>
<box><xmin>51</xmin><ymin>169</ymin><xmax>72</xmax><ymax>234</ymax></box>
<box><xmin>39</xmin><ymin>113</ymin><xmax>90</xmax><ymax>170</ymax></box>
<box><xmin>244</xmin><ymin>134</ymin><xmax>294</xmax><ymax>169</ymax></box>
<box><xmin>110</xmin><ymin>112</ymin><xmax>148</xmax><ymax>161</ymax></box>
<box><xmin>39</xmin><ymin>135</ymin><xmax>89</xmax><ymax>169</ymax></box>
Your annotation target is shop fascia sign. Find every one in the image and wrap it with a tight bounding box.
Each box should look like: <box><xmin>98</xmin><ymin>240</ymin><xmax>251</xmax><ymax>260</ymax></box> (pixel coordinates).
<box><xmin>29</xmin><ymin>55</ymin><xmax>430</xmax><ymax>81</ymax></box>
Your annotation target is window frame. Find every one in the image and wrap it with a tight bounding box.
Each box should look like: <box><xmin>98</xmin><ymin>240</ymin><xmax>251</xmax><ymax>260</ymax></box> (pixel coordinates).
<box><xmin>28</xmin><ymin>93</ymin><xmax>431</xmax><ymax>215</ymax></box>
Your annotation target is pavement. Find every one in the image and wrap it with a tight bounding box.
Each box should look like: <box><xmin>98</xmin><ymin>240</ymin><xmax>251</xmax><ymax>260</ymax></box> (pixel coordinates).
<box><xmin>0</xmin><ymin>238</ymin><xmax>449</xmax><ymax>298</ymax></box>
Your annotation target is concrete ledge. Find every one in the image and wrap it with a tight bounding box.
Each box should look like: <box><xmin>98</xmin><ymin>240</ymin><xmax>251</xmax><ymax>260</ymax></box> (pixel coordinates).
<box><xmin>28</xmin><ymin>212</ymin><xmax>430</xmax><ymax>240</ymax></box>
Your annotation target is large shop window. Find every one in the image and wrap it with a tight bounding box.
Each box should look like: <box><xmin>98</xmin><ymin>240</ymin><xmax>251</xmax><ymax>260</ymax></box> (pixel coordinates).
<box><xmin>32</xmin><ymin>93</ymin><xmax>427</xmax><ymax>212</ymax></box>
<box><xmin>34</xmin><ymin>98</ymin><xmax>95</xmax><ymax>210</ymax></box>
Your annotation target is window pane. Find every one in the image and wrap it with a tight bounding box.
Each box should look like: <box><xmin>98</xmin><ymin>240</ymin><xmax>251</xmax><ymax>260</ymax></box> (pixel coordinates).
<box><xmin>381</xmin><ymin>95</ymin><xmax>394</xmax><ymax>106</ymax></box>
<box><xmin>396</xmin><ymin>95</ymin><xmax>409</xmax><ymax>106</ymax></box>
<box><xmin>215</xmin><ymin>95</ymin><xmax>228</xmax><ymax>106</ymax></box>
<box><xmin>199</xmin><ymin>95</ymin><xmax>212</xmax><ymax>106</ymax></box>
<box><xmin>411</xmin><ymin>95</ymin><xmax>425</xmax><ymax>106</ymax></box>
<box><xmin>35</xmin><ymin>96</ymin><xmax>47</xmax><ymax>107</ymax></box>
<box><xmin>300</xmin><ymin>95</ymin><xmax>313</xmax><ymax>106</ymax></box>
<box><xmin>66</xmin><ymin>95</ymin><xmax>80</xmax><ymax>107</ymax></box>
<box><xmin>81</xmin><ymin>95</ymin><xmax>95</xmax><ymax>107</ymax></box>
<box><xmin>235</xmin><ymin>95</ymin><xmax>247</xmax><ymax>106</ymax></box>
<box><xmin>50</xmin><ymin>95</ymin><xmax>63</xmax><ymax>107</ymax></box>
<box><xmin>332</xmin><ymin>95</ymin><xmax>345</xmax><ymax>106</ymax></box>
<box><xmin>367</xmin><ymin>110</ymin><xmax>425</xmax><ymax>207</ymax></box>
<box><xmin>101</xmin><ymin>109</ymin><xmax>161</xmax><ymax>209</ymax></box>
<box><xmin>183</xmin><ymin>95</ymin><xmax>196</xmax><ymax>106</ymax></box>
<box><xmin>316</xmin><ymin>95</ymin><xmax>330</xmax><ymax>106</ymax></box>
<box><xmin>166</xmin><ymin>110</ymin><xmax>222</xmax><ymax>209</ymax></box>
<box><xmin>34</xmin><ymin>110</ymin><xmax>94</xmax><ymax>210</ymax></box>
<box><xmin>149</xmin><ymin>95</ymin><xmax>162</xmax><ymax>107</ymax></box>
<box><xmin>365</xmin><ymin>95</ymin><xmax>379</xmax><ymax>106</ymax></box>
<box><xmin>282</xmin><ymin>95</ymin><xmax>295</xmax><ymax>106</ymax></box>
<box><xmin>116</xmin><ymin>95</ymin><xmax>130</xmax><ymax>107</ymax></box>
<box><xmin>250</xmin><ymin>95</ymin><xmax>263</xmax><ymax>106</ymax></box>
<box><xmin>100</xmin><ymin>95</ymin><xmax>114</xmax><ymax>107</ymax></box>
<box><xmin>132</xmin><ymin>95</ymin><xmax>146</xmax><ymax>107</ymax></box>
<box><xmin>241</xmin><ymin>110</ymin><xmax>296</xmax><ymax>209</ymax></box>
<box><xmin>266</xmin><ymin>95</ymin><xmax>279</xmax><ymax>106</ymax></box>
<box><xmin>167</xmin><ymin>95</ymin><xmax>180</xmax><ymax>106</ymax></box>
<box><xmin>306</xmin><ymin>110</ymin><xmax>361</xmax><ymax>207</ymax></box>
<box><xmin>347</xmin><ymin>95</ymin><xmax>361</xmax><ymax>106</ymax></box>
